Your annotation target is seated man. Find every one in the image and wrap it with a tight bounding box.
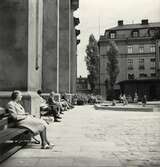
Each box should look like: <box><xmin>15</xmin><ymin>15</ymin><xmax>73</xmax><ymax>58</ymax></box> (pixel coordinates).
<box><xmin>7</xmin><ymin>90</ymin><xmax>52</xmax><ymax>149</ymax></box>
<box><xmin>61</xmin><ymin>93</ymin><xmax>74</xmax><ymax>109</ymax></box>
<box><xmin>37</xmin><ymin>90</ymin><xmax>61</xmax><ymax>122</ymax></box>
<box><xmin>48</xmin><ymin>92</ymin><xmax>65</xmax><ymax>114</ymax></box>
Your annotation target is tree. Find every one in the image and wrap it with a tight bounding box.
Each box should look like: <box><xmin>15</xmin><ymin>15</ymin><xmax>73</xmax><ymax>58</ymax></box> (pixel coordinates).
<box><xmin>152</xmin><ymin>28</ymin><xmax>160</xmax><ymax>40</ymax></box>
<box><xmin>106</xmin><ymin>40</ymin><xmax>119</xmax><ymax>100</ymax></box>
<box><xmin>85</xmin><ymin>34</ymin><xmax>99</xmax><ymax>93</ymax></box>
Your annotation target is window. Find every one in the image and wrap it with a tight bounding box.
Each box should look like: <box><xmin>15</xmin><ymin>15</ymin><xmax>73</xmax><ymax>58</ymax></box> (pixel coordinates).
<box><xmin>128</xmin><ymin>59</ymin><xmax>133</xmax><ymax>64</ymax></box>
<box><xmin>139</xmin><ymin>46</ymin><xmax>144</xmax><ymax>53</ymax></box>
<box><xmin>132</xmin><ymin>31</ymin><xmax>139</xmax><ymax>37</ymax></box>
<box><xmin>139</xmin><ymin>59</ymin><xmax>145</xmax><ymax>70</ymax></box>
<box><xmin>128</xmin><ymin>74</ymin><xmax>135</xmax><ymax>80</ymax></box>
<box><xmin>139</xmin><ymin>73</ymin><xmax>147</xmax><ymax>77</ymax></box>
<box><xmin>150</xmin><ymin>45</ymin><xmax>156</xmax><ymax>52</ymax></box>
<box><xmin>150</xmin><ymin>58</ymin><xmax>156</xmax><ymax>62</ymax></box>
<box><xmin>128</xmin><ymin>59</ymin><xmax>133</xmax><ymax>70</ymax></box>
<box><xmin>128</xmin><ymin>46</ymin><xmax>133</xmax><ymax>54</ymax></box>
<box><xmin>139</xmin><ymin>59</ymin><xmax>144</xmax><ymax>64</ymax></box>
<box><xmin>151</xmin><ymin>73</ymin><xmax>156</xmax><ymax>77</ymax></box>
<box><xmin>150</xmin><ymin>67</ymin><xmax>155</xmax><ymax>70</ymax></box>
<box><xmin>110</xmin><ymin>33</ymin><xmax>116</xmax><ymax>39</ymax></box>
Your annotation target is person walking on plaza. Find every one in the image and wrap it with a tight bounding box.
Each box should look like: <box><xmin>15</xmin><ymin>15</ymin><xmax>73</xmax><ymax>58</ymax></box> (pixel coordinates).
<box><xmin>7</xmin><ymin>90</ymin><xmax>52</xmax><ymax>149</ymax></box>
<box><xmin>134</xmin><ymin>92</ymin><xmax>138</xmax><ymax>103</ymax></box>
<box><xmin>142</xmin><ymin>95</ymin><xmax>147</xmax><ymax>107</ymax></box>
<box><xmin>122</xmin><ymin>94</ymin><xmax>128</xmax><ymax>105</ymax></box>
<box><xmin>119</xmin><ymin>94</ymin><xmax>123</xmax><ymax>103</ymax></box>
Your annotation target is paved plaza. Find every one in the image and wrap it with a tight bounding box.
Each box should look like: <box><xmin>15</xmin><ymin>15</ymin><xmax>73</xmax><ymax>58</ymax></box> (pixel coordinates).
<box><xmin>1</xmin><ymin>105</ymin><xmax>160</xmax><ymax>167</ymax></box>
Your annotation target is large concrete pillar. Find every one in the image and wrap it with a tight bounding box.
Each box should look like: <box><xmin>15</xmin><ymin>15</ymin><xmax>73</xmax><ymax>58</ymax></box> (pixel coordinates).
<box><xmin>59</xmin><ymin>0</ymin><xmax>70</xmax><ymax>93</ymax></box>
<box><xmin>0</xmin><ymin>0</ymin><xmax>43</xmax><ymax>117</ymax></box>
<box><xmin>42</xmin><ymin>0</ymin><xmax>58</xmax><ymax>92</ymax></box>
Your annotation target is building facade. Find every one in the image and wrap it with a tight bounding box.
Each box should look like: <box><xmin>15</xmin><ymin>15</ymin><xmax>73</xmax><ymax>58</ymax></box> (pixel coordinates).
<box><xmin>43</xmin><ymin>0</ymin><xmax>80</xmax><ymax>93</ymax></box>
<box><xmin>0</xmin><ymin>0</ymin><xmax>80</xmax><ymax>116</ymax></box>
<box><xmin>99</xmin><ymin>20</ymin><xmax>160</xmax><ymax>100</ymax></box>
<box><xmin>76</xmin><ymin>76</ymin><xmax>91</xmax><ymax>94</ymax></box>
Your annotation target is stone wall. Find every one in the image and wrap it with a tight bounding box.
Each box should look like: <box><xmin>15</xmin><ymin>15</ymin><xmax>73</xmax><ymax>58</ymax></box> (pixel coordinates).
<box><xmin>0</xmin><ymin>0</ymin><xmax>28</xmax><ymax>91</ymax></box>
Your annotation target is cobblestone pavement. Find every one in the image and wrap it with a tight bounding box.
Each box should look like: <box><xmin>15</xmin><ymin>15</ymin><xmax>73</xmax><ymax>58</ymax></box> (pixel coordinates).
<box><xmin>1</xmin><ymin>105</ymin><xmax>160</xmax><ymax>167</ymax></box>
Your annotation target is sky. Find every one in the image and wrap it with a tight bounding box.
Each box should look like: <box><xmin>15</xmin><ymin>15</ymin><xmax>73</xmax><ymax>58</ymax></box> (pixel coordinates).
<box><xmin>74</xmin><ymin>0</ymin><xmax>160</xmax><ymax>77</ymax></box>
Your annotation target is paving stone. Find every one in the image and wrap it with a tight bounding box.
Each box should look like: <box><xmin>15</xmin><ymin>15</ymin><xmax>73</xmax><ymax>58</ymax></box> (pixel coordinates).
<box><xmin>1</xmin><ymin>105</ymin><xmax>160</xmax><ymax>167</ymax></box>
<box><xmin>1</xmin><ymin>158</ymin><xmax>39</xmax><ymax>167</ymax></box>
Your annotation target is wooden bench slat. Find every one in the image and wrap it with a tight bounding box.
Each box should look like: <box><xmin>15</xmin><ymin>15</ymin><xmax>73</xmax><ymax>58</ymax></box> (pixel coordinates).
<box><xmin>0</xmin><ymin>107</ymin><xmax>31</xmax><ymax>163</ymax></box>
<box><xmin>0</xmin><ymin>128</ymin><xmax>28</xmax><ymax>144</ymax></box>
<box><xmin>0</xmin><ymin>145</ymin><xmax>23</xmax><ymax>163</ymax></box>
<box><xmin>0</xmin><ymin>107</ymin><xmax>5</xmax><ymax>116</ymax></box>
<box><xmin>0</xmin><ymin>118</ymin><xmax>8</xmax><ymax>130</ymax></box>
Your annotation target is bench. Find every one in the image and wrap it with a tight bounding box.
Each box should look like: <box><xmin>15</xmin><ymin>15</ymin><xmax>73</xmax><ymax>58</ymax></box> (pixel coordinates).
<box><xmin>0</xmin><ymin>107</ymin><xmax>30</xmax><ymax>163</ymax></box>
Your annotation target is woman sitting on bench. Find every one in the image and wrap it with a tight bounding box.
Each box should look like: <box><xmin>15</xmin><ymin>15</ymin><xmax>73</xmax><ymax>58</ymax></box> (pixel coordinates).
<box><xmin>6</xmin><ymin>90</ymin><xmax>52</xmax><ymax>149</ymax></box>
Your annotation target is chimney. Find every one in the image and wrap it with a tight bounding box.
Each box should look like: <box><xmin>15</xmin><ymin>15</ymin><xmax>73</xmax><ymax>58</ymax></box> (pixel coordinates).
<box><xmin>118</xmin><ymin>20</ymin><xmax>123</xmax><ymax>26</ymax></box>
<box><xmin>141</xmin><ymin>19</ymin><xmax>148</xmax><ymax>25</ymax></box>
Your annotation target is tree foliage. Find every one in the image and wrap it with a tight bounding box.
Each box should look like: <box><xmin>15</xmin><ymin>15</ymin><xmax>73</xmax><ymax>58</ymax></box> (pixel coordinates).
<box><xmin>106</xmin><ymin>40</ymin><xmax>119</xmax><ymax>100</ymax></box>
<box><xmin>152</xmin><ymin>28</ymin><xmax>160</xmax><ymax>40</ymax></box>
<box><xmin>85</xmin><ymin>34</ymin><xmax>99</xmax><ymax>93</ymax></box>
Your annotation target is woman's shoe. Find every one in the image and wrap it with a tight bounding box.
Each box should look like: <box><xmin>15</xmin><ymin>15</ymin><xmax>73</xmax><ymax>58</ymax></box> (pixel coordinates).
<box><xmin>41</xmin><ymin>144</ymin><xmax>50</xmax><ymax>149</ymax></box>
<box><xmin>41</xmin><ymin>143</ymin><xmax>54</xmax><ymax>149</ymax></box>
<box><xmin>56</xmin><ymin>116</ymin><xmax>62</xmax><ymax>119</ymax></box>
<box><xmin>54</xmin><ymin>119</ymin><xmax>61</xmax><ymax>122</ymax></box>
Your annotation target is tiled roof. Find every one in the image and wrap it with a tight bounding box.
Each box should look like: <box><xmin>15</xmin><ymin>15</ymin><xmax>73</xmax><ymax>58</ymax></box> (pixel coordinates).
<box><xmin>106</xmin><ymin>22</ymin><xmax>160</xmax><ymax>31</ymax></box>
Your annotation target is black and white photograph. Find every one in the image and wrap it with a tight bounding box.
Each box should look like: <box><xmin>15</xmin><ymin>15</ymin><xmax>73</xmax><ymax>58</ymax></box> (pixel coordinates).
<box><xmin>0</xmin><ymin>0</ymin><xmax>160</xmax><ymax>166</ymax></box>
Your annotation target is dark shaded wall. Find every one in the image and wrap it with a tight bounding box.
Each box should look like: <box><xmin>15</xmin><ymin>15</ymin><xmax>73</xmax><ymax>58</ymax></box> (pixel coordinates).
<box><xmin>42</xmin><ymin>0</ymin><xmax>57</xmax><ymax>92</ymax></box>
<box><xmin>0</xmin><ymin>0</ymin><xmax>28</xmax><ymax>91</ymax></box>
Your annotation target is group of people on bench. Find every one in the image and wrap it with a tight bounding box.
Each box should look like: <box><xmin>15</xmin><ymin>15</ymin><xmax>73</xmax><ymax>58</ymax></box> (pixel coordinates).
<box><xmin>37</xmin><ymin>90</ymin><xmax>74</xmax><ymax>122</ymax></box>
<box><xmin>6</xmin><ymin>90</ymin><xmax>74</xmax><ymax>150</ymax></box>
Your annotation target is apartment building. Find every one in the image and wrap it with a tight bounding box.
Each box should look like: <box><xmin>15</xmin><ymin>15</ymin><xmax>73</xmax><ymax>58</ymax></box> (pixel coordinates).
<box><xmin>99</xmin><ymin>19</ymin><xmax>160</xmax><ymax>100</ymax></box>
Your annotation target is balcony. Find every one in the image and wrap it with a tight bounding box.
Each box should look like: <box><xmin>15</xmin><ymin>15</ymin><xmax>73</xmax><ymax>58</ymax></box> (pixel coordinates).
<box><xmin>71</xmin><ymin>0</ymin><xmax>79</xmax><ymax>11</ymax></box>
<box><xmin>74</xmin><ymin>17</ymin><xmax>80</xmax><ymax>26</ymax></box>
<box><xmin>75</xmin><ymin>29</ymin><xmax>80</xmax><ymax>36</ymax></box>
<box><xmin>77</xmin><ymin>39</ymin><xmax>80</xmax><ymax>45</ymax></box>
